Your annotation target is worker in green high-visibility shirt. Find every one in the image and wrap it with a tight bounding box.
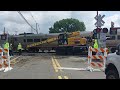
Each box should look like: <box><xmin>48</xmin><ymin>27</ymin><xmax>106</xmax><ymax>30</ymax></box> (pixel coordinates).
<box><xmin>94</xmin><ymin>39</ymin><xmax>98</xmax><ymax>49</ymax></box>
<box><xmin>4</xmin><ymin>41</ymin><xmax>9</xmax><ymax>50</ymax></box>
<box><xmin>17</xmin><ymin>43</ymin><xmax>22</xmax><ymax>55</ymax></box>
<box><xmin>93</xmin><ymin>39</ymin><xmax>99</xmax><ymax>55</ymax></box>
<box><xmin>3</xmin><ymin>41</ymin><xmax>9</xmax><ymax>55</ymax></box>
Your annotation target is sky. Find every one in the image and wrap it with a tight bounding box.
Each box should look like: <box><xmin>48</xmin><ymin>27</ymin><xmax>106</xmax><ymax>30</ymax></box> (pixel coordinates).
<box><xmin>0</xmin><ymin>11</ymin><xmax>120</xmax><ymax>35</ymax></box>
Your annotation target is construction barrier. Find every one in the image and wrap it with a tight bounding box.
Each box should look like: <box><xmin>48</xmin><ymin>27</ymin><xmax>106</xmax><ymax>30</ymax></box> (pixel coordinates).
<box><xmin>87</xmin><ymin>46</ymin><xmax>108</xmax><ymax>72</ymax></box>
<box><xmin>58</xmin><ymin>46</ymin><xmax>108</xmax><ymax>72</ymax></box>
<box><xmin>0</xmin><ymin>48</ymin><xmax>13</xmax><ymax>72</ymax></box>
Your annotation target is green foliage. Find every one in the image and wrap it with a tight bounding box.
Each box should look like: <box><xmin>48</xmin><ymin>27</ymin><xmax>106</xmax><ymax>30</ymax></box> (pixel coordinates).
<box><xmin>49</xmin><ymin>18</ymin><xmax>86</xmax><ymax>33</ymax></box>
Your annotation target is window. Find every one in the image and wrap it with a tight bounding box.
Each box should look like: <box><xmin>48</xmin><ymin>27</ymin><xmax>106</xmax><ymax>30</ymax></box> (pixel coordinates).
<box><xmin>41</xmin><ymin>38</ymin><xmax>47</xmax><ymax>41</ymax></box>
<box><xmin>34</xmin><ymin>39</ymin><xmax>40</xmax><ymax>42</ymax></box>
<box><xmin>106</xmin><ymin>36</ymin><xmax>115</xmax><ymax>40</ymax></box>
<box><xmin>1</xmin><ymin>35</ymin><xmax>7</xmax><ymax>40</ymax></box>
<box><xmin>24</xmin><ymin>39</ymin><xmax>26</xmax><ymax>42</ymax></box>
<box><xmin>117</xmin><ymin>35</ymin><xmax>120</xmax><ymax>40</ymax></box>
<box><xmin>27</xmin><ymin>39</ymin><xmax>33</xmax><ymax>42</ymax></box>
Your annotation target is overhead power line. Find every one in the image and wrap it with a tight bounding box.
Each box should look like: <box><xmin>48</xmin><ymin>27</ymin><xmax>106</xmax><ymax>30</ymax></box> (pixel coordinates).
<box><xmin>29</xmin><ymin>11</ymin><xmax>40</xmax><ymax>33</ymax></box>
<box><xmin>29</xmin><ymin>11</ymin><xmax>37</xmax><ymax>24</ymax></box>
<box><xmin>17</xmin><ymin>11</ymin><xmax>38</xmax><ymax>34</ymax></box>
<box><xmin>38</xmin><ymin>24</ymin><xmax>40</xmax><ymax>31</ymax></box>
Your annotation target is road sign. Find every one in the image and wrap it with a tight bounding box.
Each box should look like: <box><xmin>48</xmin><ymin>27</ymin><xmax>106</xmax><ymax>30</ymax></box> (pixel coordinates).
<box><xmin>94</xmin><ymin>14</ymin><xmax>105</xmax><ymax>27</ymax></box>
<box><xmin>99</xmin><ymin>33</ymin><xmax>106</xmax><ymax>48</ymax></box>
<box><xmin>111</xmin><ymin>21</ymin><xmax>114</xmax><ymax>28</ymax></box>
<box><xmin>100</xmin><ymin>33</ymin><xmax>106</xmax><ymax>40</ymax></box>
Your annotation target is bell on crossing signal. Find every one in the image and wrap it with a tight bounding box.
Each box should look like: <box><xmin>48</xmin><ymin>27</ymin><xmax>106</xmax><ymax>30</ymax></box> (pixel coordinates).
<box><xmin>94</xmin><ymin>28</ymin><xmax>102</xmax><ymax>33</ymax></box>
<box><xmin>96</xmin><ymin>28</ymin><xmax>102</xmax><ymax>33</ymax></box>
<box><xmin>102</xmin><ymin>28</ymin><xmax>108</xmax><ymax>33</ymax></box>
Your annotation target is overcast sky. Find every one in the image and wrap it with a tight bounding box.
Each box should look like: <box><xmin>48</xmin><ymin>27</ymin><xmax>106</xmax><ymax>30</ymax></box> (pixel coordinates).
<box><xmin>0</xmin><ymin>11</ymin><xmax>120</xmax><ymax>35</ymax></box>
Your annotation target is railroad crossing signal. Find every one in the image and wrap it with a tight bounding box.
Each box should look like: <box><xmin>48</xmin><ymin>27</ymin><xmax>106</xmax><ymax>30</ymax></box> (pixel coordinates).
<box><xmin>102</xmin><ymin>28</ymin><xmax>108</xmax><ymax>33</ymax></box>
<box><xmin>110</xmin><ymin>28</ymin><xmax>117</xmax><ymax>35</ymax></box>
<box><xmin>94</xmin><ymin>14</ymin><xmax>105</xmax><ymax>27</ymax></box>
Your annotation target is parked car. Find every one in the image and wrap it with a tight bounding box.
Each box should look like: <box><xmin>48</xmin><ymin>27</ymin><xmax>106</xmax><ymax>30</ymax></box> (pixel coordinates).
<box><xmin>105</xmin><ymin>44</ymin><xmax>120</xmax><ymax>79</ymax></box>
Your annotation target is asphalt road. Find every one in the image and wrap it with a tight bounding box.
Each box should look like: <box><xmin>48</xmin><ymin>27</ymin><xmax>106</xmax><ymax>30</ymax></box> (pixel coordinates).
<box><xmin>0</xmin><ymin>53</ymin><xmax>106</xmax><ymax>79</ymax></box>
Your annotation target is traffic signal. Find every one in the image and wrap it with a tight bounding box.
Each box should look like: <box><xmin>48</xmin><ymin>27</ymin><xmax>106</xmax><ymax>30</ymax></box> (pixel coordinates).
<box><xmin>110</xmin><ymin>28</ymin><xmax>117</xmax><ymax>35</ymax></box>
<box><xmin>102</xmin><ymin>28</ymin><xmax>108</xmax><ymax>33</ymax></box>
<box><xmin>96</xmin><ymin>28</ymin><xmax>102</xmax><ymax>33</ymax></box>
<box><xmin>94</xmin><ymin>28</ymin><xmax>102</xmax><ymax>33</ymax></box>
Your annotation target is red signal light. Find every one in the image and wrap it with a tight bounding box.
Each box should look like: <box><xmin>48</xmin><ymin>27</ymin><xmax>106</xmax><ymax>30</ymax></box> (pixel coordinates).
<box><xmin>103</xmin><ymin>28</ymin><xmax>108</xmax><ymax>33</ymax></box>
<box><xmin>96</xmin><ymin>28</ymin><xmax>101</xmax><ymax>33</ymax></box>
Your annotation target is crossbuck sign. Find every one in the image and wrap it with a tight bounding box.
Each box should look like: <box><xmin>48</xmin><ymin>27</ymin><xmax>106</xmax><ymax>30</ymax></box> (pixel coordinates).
<box><xmin>95</xmin><ymin>14</ymin><xmax>105</xmax><ymax>27</ymax></box>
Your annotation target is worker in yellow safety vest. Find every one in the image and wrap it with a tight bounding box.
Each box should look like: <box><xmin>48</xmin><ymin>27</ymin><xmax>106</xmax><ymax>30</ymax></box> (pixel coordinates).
<box><xmin>4</xmin><ymin>41</ymin><xmax>9</xmax><ymax>55</ymax></box>
<box><xmin>4</xmin><ymin>41</ymin><xmax>9</xmax><ymax>49</ymax></box>
<box><xmin>17</xmin><ymin>43</ymin><xmax>22</xmax><ymax>55</ymax></box>
<box><xmin>93</xmin><ymin>39</ymin><xmax>98</xmax><ymax>49</ymax></box>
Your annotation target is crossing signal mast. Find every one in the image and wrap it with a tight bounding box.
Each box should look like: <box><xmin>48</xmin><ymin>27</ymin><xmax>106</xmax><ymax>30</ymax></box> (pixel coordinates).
<box><xmin>93</xmin><ymin>11</ymin><xmax>108</xmax><ymax>48</ymax></box>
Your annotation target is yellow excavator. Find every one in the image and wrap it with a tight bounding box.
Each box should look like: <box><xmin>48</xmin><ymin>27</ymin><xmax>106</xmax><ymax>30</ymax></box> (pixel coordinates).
<box><xmin>56</xmin><ymin>31</ymin><xmax>88</xmax><ymax>55</ymax></box>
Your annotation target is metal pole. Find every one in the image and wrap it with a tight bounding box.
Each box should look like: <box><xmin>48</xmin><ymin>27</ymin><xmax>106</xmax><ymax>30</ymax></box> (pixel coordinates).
<box><xmin>31</xmin><ymin>27</ymin><xmax>33</xmax><ymax>33</ymax></box>
<box><xmin>97</xmin><ymin>11</ymin><xmax>98</xmax><ymax>29</ymax></box>
<box><xmin>36</xmin><ymin>23</ymin><xmax>38</xmax><ymax>34</ymax></box>
<box><xmin>97</xmin><ymin>11</ymin><xmax>100</xmax><ymax>48</ymax></box>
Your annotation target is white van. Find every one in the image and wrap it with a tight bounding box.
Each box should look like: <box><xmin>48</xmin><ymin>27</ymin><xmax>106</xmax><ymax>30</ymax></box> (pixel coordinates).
<box><xmin>105</xmin><ymin>44</ymin><xmax>120</xmax><ymax>79</ymax></box>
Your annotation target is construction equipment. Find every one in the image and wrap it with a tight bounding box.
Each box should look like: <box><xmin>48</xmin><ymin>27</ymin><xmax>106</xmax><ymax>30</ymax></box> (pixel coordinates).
<box><xmin>56</xmin><ymin>31</ymin><xmax>88</xmax><ymax>55</ymax></box>
<box><xmin>0</xmin><ymin>31</ymin><xmax>92</xmax><ymax>54</ymax></box>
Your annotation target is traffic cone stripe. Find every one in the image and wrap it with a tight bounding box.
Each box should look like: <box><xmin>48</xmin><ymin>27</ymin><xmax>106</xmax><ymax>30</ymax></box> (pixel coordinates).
<box><xmin>4</xmin><ymin>49</ymin><xmax>8</xmax><ymax>52</ymax></box>
<box><xmin>91</xmin><ymin>62</ymin><xmax>103</xmax><ymax>68</ymax></box>
<box><xmin>90</xmin><ymin>47</ymin><xmax>108</xmax><ymax>53</ymax></box>
<box><xmin>0</xmin><ymin>49</ymin><xmax>2</xmax><ymax>52</ymax></box>
<box><xmin>91</xmin><ymin>62</ymin><xmax>96</xmax><ymax>66</ymax></box>
<box><xmin>2</xmin><ymin>56</ymin><xmax>7</xmax><ymax>59</ymax></box>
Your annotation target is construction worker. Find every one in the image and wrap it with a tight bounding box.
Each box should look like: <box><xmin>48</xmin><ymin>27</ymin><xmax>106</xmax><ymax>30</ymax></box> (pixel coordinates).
<box><xmin>17</xmin><ymin>43</ymin><xmax>22</xmax><ymax>55</ymax></box>
<box><xmin>63</xmin><ymin>32</ymin><xmax>68</xmax><ymax>45</ymax></box>
<box><xmin>4</xmin><ymin>41</ymin><xmax>9</xmax><ymax>50</ymax></box>
<box><xmin>93</xmin><ymin>39</ymin><xmax>98</xmax><ymax>49</ymax></box>
<box><xmin>93</xmin><ymin>39</ymin><xmax>103</xmax><ymax>58</ymax></box>
<box><xmin>9</xmin><ymin>43</ymin><xmax>13</xmax><ymax>56</ymax></box>
<box><xmin>3</xmin><ymin>41</ymin><xmax>9</xmax><ymax>56</ymax></box>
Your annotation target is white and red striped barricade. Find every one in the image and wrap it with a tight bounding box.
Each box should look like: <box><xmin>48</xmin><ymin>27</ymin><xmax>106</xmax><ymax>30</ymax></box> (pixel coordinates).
<box><xmin>87</xmin><ymin>46</ymin><xmax>108</xmax><ymax>72</ymax></box>
<box><xmin>0</xmin><ymin>48</ymin><xmax>4</xmax><ymax>71</ymax></box>
<box><xmin>0</xmin><ymin>48</ymin><xmax>13</xmax><ymax>72</ymax></box>
<box><xmin>57</xmin><ymin>47</ymin><xmax>108</xmax><ymax>72</ymax></box>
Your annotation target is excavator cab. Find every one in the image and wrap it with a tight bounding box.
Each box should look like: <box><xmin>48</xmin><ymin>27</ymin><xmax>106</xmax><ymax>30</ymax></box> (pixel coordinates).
<box><xmin>58</xmin><ymin>33</ymin><xmax>68</xmax><ymax>45</ymax></box>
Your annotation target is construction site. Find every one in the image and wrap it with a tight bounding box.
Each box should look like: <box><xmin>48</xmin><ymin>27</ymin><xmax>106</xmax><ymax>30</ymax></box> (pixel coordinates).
<box><xmin>0</xmin><ymin>11</ymin><xmax>120</xmax><ymax>79</ymax></box>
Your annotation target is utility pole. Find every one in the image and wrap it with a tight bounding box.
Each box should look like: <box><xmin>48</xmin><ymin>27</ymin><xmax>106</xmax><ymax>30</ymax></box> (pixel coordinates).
<box><xmin>31</xmin><ymin>27</ymin><xmax>33</xmax><ymax>33</ymax></box>
<box><xmin>36</xmin><ymin>23</ymin><xmax>38</xmax><ymax>34</ymax></box>
<box><xmin>15</xmin><ymin>31</ymin><xmax>18</xmax><ymax>35</ymax></box>
<box><xmin>4</xmin><ymin>27</ymin><xmax>5</xmax><ymax>34</ymax></box>
<box><xmin>96</xmin><ymin>11</ymin><xmax>100</xmax><ymax>48</ymax></box>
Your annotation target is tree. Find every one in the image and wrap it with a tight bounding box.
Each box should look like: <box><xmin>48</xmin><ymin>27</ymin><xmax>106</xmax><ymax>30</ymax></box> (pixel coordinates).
<box><xmin>49</xmin><ymin>18</ymin><xmax>86</xmax><ymax>33</ymax></box>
